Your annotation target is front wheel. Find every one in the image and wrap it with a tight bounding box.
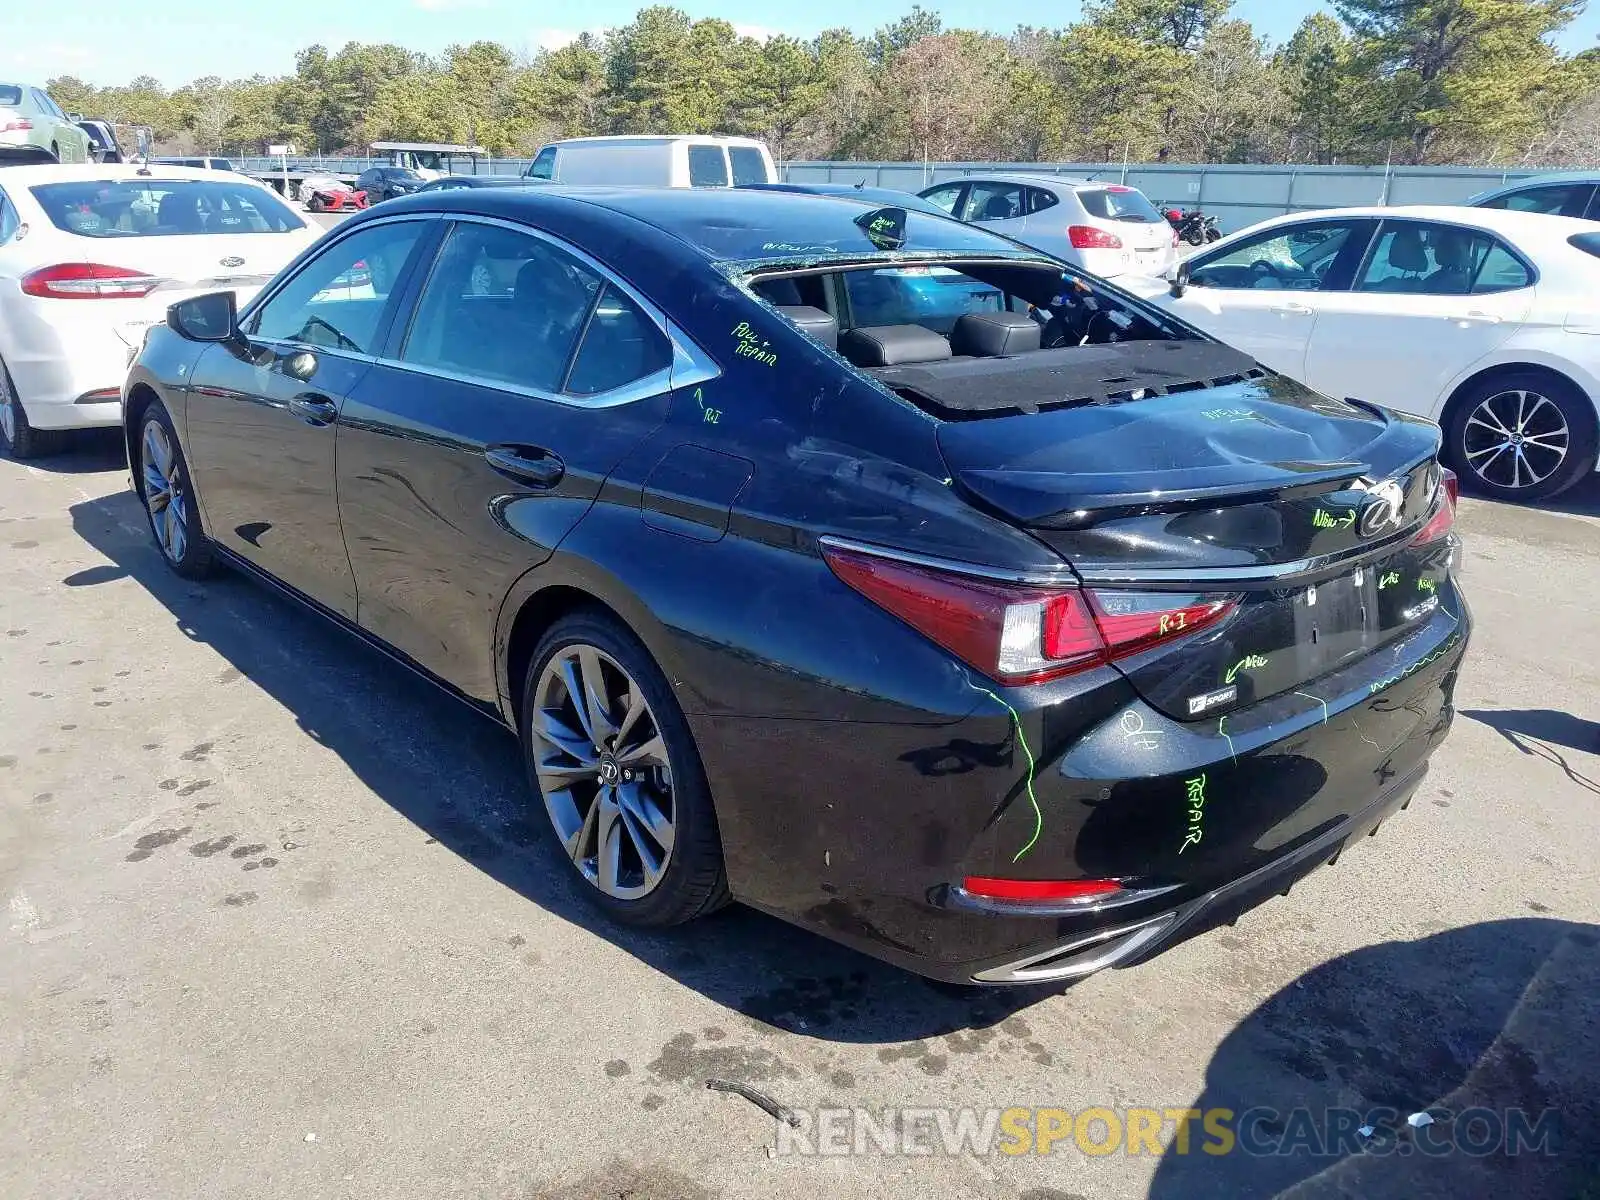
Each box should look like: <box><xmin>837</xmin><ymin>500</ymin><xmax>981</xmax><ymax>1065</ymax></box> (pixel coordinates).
<box><xmin>1446</xmin><ymin>371</ymin><xmax>1599</xmax><ymax>502</ymax></box>
<box><xmin>308</xmin><ymin>195</ymin><xmax>326</xmax><ymax>213</ymax></box>
<box><xmin>138</xmin><ymin>403</ymin><xmax>216</xmax><ymax>578</ymax></box>
<box><xmin>1205</xmin><ymin>227</ymin><xmax>1223</xmax><ymax>243</ymax></box>
<box><xmin>520</xmin><ymin>612</ymin><xmax>729</xmax><ymax>928</ymax></box>
<box><xmin>1184</xmin><ymin>229</ymin><xmax>1205</xmax><ymax>246</ymax></box>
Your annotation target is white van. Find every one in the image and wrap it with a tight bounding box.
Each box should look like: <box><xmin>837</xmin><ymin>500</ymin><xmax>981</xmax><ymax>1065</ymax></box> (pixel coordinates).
<box><xmin>522</xmin><ymin>136</ymin><xmax>777</xmax><ymax>188</ymax></box>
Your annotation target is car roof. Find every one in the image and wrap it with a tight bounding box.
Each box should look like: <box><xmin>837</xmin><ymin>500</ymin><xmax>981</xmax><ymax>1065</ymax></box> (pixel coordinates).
<box><xmin>0</xmin><ymin>163</ymin><xmax>260</xmax><ymax>185</ymax></box>
<box><xmin>1251</xmin><ymin>203</ymin><xmax>1597</xmax><ymax>242</ymax></box>
<box><xmin>1468</xmin><ymin>173</ymin><xmax>1600</xmax><ymax>199</ymax></box>
<box><xmin>926</xmin><ymin>172</ymin><xmax>1103</xmax><ymax>192</ymax></box>
<box><xmin>372</xmin><ymin>185</ymin><xmax>1045</xmax><ymax>266</ymax></box>
<box><xmin>544</xmin><ymin>134</ymin><xmax>769</xmax><ymax>148</ymax></box>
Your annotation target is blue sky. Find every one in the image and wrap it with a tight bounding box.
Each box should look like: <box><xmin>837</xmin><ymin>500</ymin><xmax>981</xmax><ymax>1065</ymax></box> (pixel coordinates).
<box><xmin>3</xmin><ymin>0</ymin><xmax>1597</xmax><ymax>87</ymax></box>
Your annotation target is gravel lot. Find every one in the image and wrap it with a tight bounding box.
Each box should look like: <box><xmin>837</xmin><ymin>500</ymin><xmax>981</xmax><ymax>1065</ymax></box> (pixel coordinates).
<box><xmin>2</xmin><ymin>429</ymin><xmax>1598</xmax><ymax>1199</ymax></box>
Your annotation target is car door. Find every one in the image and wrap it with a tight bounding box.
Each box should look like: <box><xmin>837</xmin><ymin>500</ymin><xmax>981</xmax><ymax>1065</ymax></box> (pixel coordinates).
<box><xmin>335</xmin><ymin>216</ymin><xmax>701</xmax><ymax>704</ymax></box>
<box><xmin>182</xmin><ymin>216</ymin><xmax>436</xmax><ymax>619</ymax></box>
<box><xmin>1300</xmin><ymin>219</ymin><xmax>1533</xmax><ymax>417</ymax></box>
<box><xmin>1166</xmin><ymin>217</ymin><xmax>1378</xmax><ymax>378</ymax></box>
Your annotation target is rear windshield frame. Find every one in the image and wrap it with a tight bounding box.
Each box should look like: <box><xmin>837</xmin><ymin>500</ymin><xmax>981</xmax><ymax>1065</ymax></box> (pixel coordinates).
<box><xmin>28</xmin><ymin>177</ymin><xmax>306</xmax><ymax>238</ymax></box>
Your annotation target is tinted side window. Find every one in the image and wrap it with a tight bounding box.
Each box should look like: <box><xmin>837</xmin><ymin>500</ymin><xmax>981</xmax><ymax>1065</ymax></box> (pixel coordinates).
<box><xmin>566</xmin><ymin>285</ymin><xmax>672</xmax><ymax>395</ymax></box>
<box><xmin>965</xmin><ymin>182</ymin><xmax>1024</xmax><ymax>222</ymax></box>
<box><xmin>1471</xmin><ymin>242</ymin><xmax>1533</xmax><ymax>293</ymax></box>
<box><xmin>728</xmin><ymin>146</ymin><xmax>769</xmax><ymax>186</ymax></box>
<box><xmin>0</xmin><ymin>188</ymin><xmax>18</xmax><ymax>244</ymax></box>
<box><xmin>1356</xmin><ymin>223</ymin><xmax>1516</xmax><ymax>296</ymax></box>
<box><xmin>527</xmin><ymin>147</ymin><xmax>557</xmax><ymax>180</ymax></box>
<box><xmin>687</xmin><ymin>145</ymin><xmax>729</xmax><ymax>188</ymax></box>
<box><xmin>401</xmin><ymin>222</ymin><xmax>603</xmax><ymax>393</ymax></box>
<box><xmin>250</xmin><ymin>220</ymin><xmax>425</xmax><ymax>352</ymax></box>
<box><xmin>919</xmin><ymin>184</ymin><xmax>963</xmax><ymax>214</ymax></box>
<box><xmin>1026</xmin><ymin>188</ymin><xmax>1059</xmax><ymax>215</ymax></box>
<box><xmin>1190</xmin><ymin>221</ymin><xmax>1365</xmax><ymax>291</ymax></box>
<box><xmin>1479</xmin><ymin>183</ymin><xmax>1590</xmax><ymax>218</ymax></box>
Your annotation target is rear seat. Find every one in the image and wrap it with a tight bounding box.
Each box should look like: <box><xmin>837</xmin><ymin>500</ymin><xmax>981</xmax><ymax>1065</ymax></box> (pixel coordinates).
<box><xmin>950</xmin><ymin>312</ymin><xmax>1040</xmax><ymax>358</ymax></box>
<box><xmin>839</xmin><ymin>324</ymin><xmax>953</xmax><ymax>368</ymax></box>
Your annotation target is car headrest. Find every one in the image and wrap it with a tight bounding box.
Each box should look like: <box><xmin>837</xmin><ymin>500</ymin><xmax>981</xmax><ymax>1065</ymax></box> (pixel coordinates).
<box><xmin>777</xmin><ymin>305</ymin><xmax>838</xmax><ymax>350</ymax></box>
<box><xmin>754</xmin><ymin>277</ymin><xmax>804</xmax><ymax>306</ymax></box>
<box><xmin>1388</xmin><ymin>228</ymin><xmax>1429</xmax><ymax>274</ymax></box>
<box><xmin>950</xmin><ymin>312</ymin><xmax>1041</xmax><ymax>358</ymax></box>
<box><xmin>838</xmin><ymin>325</ymin><xmax>953</xmax><ymax>368</ymax></box>
<box><xmin>1429</xmin><ymin>229</ymin><xmax>1473</xmax><ymax>271</ymax></box>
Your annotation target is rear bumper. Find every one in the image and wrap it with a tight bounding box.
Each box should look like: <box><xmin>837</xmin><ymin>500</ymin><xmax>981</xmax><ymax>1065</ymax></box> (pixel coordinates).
<box><xmin>1</xmin><ymin>308</ymin><xmax>131</xmax><ymax>429</ymax></box>
<box><xmin>971</xmin><ymin>763</ymin><xmax>1424</xmax><ymax>984</ymax></box>
<box><xmin>700</xmin><ymin>591</ymin><xmax>1470</xmax><ymax>985</ymax></box>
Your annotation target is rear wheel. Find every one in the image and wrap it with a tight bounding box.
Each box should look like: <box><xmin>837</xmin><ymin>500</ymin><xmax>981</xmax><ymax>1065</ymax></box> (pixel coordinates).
<box><xmin>520</xmin><ymin>612</ymin><xmax>728</xmax><ymax>928</ymax></box>
<box><xmin>0</xmin><ymin>356</ymin><xmax>65</xmax><ymax>460</ymax></box>
<box><xmin>1446</xmin><ymin>370</ymin><xmax>1598</xmax><ymax>502</ymax></box>
<box><xmin>138</xmin><ymin>403</ymin><xmax>216</xmax><ymax>578</ymax></box>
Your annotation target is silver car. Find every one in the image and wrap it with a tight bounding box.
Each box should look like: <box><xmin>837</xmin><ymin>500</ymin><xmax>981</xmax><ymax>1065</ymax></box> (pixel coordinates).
<box><xmin>1468</xmin><ymin>174</ymin><xmax>1600</xmax><ymax>221</ymax></box>
<box><xmin>919</xmin><ymin>173</ymin><xmax>1177</xmax><ymax>279</ymax></box>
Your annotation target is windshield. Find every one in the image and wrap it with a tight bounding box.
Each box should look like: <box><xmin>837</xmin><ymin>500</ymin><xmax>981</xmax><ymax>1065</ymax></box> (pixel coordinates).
<box><xmin>1078</xmin><ymin>187</ymin><xmax>1164</xmax><ymax>223</ymax></box>
<box><xmin>29</xmin><ymin>179</ymin><xmax>306</xmax><ymax>237</ymax></box>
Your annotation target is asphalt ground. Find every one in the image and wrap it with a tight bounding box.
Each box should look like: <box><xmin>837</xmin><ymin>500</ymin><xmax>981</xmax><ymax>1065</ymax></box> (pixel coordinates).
<box><xmin>3</xmin><ymin>431</ymin><xmax>1597</xmax><ymax>1200</ymax></box>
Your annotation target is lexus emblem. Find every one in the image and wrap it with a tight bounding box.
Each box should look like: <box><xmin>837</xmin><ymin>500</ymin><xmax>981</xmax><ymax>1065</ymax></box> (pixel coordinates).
<box><xmin>1355</xmin><ymin>479</ymin><xmax>1407</xmax><ymax>539</ymax></box>
<box><xmin>219</xmin><ymin>255</ymin><xmax>245</xmax><ymax>268</ymax></box>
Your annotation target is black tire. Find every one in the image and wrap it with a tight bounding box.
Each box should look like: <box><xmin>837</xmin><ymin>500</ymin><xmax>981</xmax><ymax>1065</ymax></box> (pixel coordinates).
<box><xmin>136</xmin><ymin>402</ymin><xmax>217</xmax><ymax>579</ymax></box>
<box><xmin>1445</xmin><ymin>369</ymin><xmax>1599</xmax><ymax>503</ymax></box>
<box><xmin>308</xmin><ymin>195</ymin><xmax>326</xmax><ymax>213</ymax></box>
<box><xmin>520</xmin><ymin>611</ymin><xmax>729</xmax><ymax>928</ymax></box>
<box><xmin>0</xmin><ymin>355</ymin><xmax>66</xmax><ymax>460</ymax></box>
<box><xmin>1184</xmin><ymin>229</ymin><xmax>1205</xmax><ymax>246</ymax></box>
<box><xmin>1205</xmin><ymin>228</ymin><xmax>1223</xmax><ymax>243</ymax></box>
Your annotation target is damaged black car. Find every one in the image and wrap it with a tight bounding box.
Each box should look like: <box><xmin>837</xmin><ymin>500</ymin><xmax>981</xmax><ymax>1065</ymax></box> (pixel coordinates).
<box><xmin>122</xmin><ymin>187</ymin><xmax>1469</xmax><ymax>984</ymax></box>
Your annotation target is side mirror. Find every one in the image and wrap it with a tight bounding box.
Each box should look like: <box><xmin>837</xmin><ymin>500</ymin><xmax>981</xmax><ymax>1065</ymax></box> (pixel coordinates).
<box><xmin>168</xmin><ymin>291</ymin><xmax>239</xmax><ymax>343</ymax></box>
<box><xmin>1170</xmin><ymin>259</ymin><xmax>1191</xmax><ymax>299</ymax></box>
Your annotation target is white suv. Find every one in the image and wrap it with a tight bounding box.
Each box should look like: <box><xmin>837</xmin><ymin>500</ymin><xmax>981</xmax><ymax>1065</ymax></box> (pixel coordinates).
<box><xmin>919</xmin><ymin>174</ymin><xmax>1177</xmax><ymax>279</ymax></box>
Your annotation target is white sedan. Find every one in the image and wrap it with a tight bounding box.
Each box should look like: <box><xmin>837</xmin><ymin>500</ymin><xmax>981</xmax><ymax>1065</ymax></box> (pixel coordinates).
<box><xmin>0</xmin><ymin>164</ymin><xmax>324</xmax><ymax>458</ymax></box>
<box><xmin>1123</xmin><ymin>205</ymin><xmax>1600</xmax><ymax>502</ymax></box>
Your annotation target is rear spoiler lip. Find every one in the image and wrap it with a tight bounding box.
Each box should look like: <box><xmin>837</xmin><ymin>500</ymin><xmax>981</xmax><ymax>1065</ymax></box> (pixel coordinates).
<box><xmin>974</xmin><ymin>460</ymin><xmax>1374</xmax><ymax>528</ymax></box>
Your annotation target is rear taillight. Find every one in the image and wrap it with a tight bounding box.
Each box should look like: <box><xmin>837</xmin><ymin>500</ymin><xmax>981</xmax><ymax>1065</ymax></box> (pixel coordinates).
<box><xmin>1069</xmin><ymin>225</ymin><xmax>1123</xmax><ymax>250</ymax></box>
<box><xmin>822</xmin><ymin>543</ymin><xmax>1238</xmax><ymax>685</ymax></box>
<box><xmin>1412</xmin><ymin>467</ymin><xmax>1458</xmax><ymax>546</ymax></box>
<box><xmin>963</xmin><ymin>876</ymin><xmax>1122</xmax><ymax>904</ymax></box>
<box><xmin>21</xmin><ymin>264</ymin><xmax>158</xmax><ymax>300</ymax></box>
<box><xmin>0</xmin><ymin>116</ymin><xmax>33</xmax><ymax>133</ymax></box>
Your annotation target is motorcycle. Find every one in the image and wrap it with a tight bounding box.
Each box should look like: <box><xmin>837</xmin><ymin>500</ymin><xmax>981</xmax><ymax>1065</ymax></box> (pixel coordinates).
<box><xmin>1165</xmin><ymin>208</ymin><xmax>1222</xmax><ymax>246</ymax></box>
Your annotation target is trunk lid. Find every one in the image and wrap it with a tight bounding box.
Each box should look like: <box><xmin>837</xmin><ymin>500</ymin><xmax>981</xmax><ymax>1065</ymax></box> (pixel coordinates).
<box><xmin>924</xmin><ymin>356</ymin><xmax>1450</xmax><ymax>721</ymax></box>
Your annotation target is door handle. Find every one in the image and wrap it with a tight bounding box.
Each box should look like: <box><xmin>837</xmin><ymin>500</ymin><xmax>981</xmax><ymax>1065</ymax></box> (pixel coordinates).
<box><xmin>288</xmin><ymin>393</ymin><xmax>338</xmax><ymax>426</ymax></box>
<box><xmin>1273</xmin><ymin>302</ymin><xmax>1313</xmax><ymax>316</ymax></box>
<box><xmin>485</xmin><ymin>445</ymin><xmax>565</xmax><ymax>489</ymax></box>
<box><xmin>1453</xmin><ymin>310</ymin><xmax>1502</xmax><ymax>324</ymax></box>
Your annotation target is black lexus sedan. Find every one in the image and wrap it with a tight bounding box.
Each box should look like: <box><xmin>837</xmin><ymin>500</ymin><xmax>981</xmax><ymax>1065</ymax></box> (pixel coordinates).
<box><xmin>356</xmin><ymin>165</ymin><xmax>425</xmax><ymax>202</ymax></box>
<box><xmin>121</xmin><ymin>187</ymin><xmax>1469</xmax><ymax>985</ymax></box>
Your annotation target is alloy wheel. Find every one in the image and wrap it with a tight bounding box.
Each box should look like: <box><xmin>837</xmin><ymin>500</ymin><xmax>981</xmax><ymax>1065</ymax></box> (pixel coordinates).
<box><xmin>141</xmin><ymin>420</ymin><xmax>189</xmax><ymax>563</ymax></box>
<box><xmin>530</xmin><ymin>644</ymin><xmax>676</xmax><ymax>901</ymax></box>
<box><xmin>1462</xmin><ymin>389</ymin><xmax>1570</xmax><ymax>492</ymax></box>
